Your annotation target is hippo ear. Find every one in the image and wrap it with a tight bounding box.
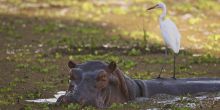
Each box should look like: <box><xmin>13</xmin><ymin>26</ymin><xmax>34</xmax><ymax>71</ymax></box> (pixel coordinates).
<box><xmin>68</xmin><ymin>61</ymin><xmax>76</xmax><ymax>68</ymax></box>
<box><xmin>107</xmin><ymin>61</ymin><xmax>117</xmax><ymax>73</ymax></box>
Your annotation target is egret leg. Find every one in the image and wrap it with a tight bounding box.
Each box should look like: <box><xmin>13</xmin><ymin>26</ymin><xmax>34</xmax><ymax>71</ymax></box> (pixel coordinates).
<box><xmin>172</xmin><ymin>54</ymin><xmax>176</xmax><ymax>79</ymax></box>
<box><xmin>157</xmin><ymin>47</ymin><xmax>168</xmax><ymax>79</ymax></box>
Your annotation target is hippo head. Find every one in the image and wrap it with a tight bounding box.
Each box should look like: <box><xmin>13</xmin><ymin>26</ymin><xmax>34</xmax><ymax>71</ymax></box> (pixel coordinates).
<box><xmin>57</xmin><ymin>61</ymin><xmax>129</xmax><ymax>108</ymax></box>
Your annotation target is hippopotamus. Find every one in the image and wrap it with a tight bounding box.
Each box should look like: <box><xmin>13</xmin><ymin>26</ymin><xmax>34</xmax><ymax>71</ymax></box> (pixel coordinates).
<box><xmin>57</xmin><ymin>60</ymin><xmax>220</xmax><ymax>108</ymax></box>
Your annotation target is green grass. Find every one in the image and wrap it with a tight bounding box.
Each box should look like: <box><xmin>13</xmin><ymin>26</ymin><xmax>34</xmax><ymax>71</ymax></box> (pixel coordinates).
<box><xmin>0</xmin><ymin>0</ymin><xmax>220</xmax><ymax>110</ymax></box>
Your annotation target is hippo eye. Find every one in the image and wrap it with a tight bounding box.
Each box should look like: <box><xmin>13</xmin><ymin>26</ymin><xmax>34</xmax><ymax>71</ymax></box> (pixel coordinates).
<box><xmin>69</xmin><ymin>70</ymin><xmax>77</xmax><ymax>80</ymax></box>
<box><xmin>69</xmin><ymin>68</ymin><xmax>82</xmax><ymax>81</ymax></box>
<box><xmin>95</xmin><ymin>71</ymin><xmax>108</xmax><ymax>89</ymax></box>
<box><xmin>96</xmin><ymin>72</ymin><xmax>107</xmax><ymax>82</ymax></box>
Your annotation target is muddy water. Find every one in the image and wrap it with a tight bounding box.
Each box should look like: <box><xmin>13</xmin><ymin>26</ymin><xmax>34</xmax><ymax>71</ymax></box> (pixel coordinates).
<box><xmin>26</xmin><ymin>91</ymin><xmax>220</xmax><ymax>109</ymax></box>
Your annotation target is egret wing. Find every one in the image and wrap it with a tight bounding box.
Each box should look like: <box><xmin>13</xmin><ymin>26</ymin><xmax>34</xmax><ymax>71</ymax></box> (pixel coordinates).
<box><xmin>160</xmin><ymin>18</ymin><xmax>181</xmax><ymax>53</ymax></box>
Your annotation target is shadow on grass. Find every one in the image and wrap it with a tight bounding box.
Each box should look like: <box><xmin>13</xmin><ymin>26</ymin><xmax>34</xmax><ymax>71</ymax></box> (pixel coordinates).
<box><xmin>0</xmin><ymin>13</ymin><xmax>190</xmax><ymax>56</ymax></box>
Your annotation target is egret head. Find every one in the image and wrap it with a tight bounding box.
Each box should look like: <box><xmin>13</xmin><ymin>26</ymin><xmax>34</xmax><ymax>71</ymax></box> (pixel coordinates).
<box><xmin>147</xmin><ymin>2</ymin><xmax>166</xmax><ymax>10</ymax></box>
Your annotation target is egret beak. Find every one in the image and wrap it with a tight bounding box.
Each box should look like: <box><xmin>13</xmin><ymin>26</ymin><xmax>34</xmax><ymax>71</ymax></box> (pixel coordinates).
<box><xmin>147</xmin><ymin>4</ymin><xmax>158</xmax><ymax>11</ymax></box>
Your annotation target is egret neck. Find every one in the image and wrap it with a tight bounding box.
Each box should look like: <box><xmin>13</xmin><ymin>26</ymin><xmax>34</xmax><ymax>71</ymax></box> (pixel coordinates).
<box><xmin>159</xmin><ymin>5</ymin><xmax>167</xmax><ymax>22</ymax></box>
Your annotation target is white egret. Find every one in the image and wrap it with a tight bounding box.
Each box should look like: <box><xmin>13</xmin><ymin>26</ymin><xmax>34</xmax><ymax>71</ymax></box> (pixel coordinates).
<box><xmin>147</xmin><ymin>2</ymin><xmax>181</xmax><ymax>79</ymax></box>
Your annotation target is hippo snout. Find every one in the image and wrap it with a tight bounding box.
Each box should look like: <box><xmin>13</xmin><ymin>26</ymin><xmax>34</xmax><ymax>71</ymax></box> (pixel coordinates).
<box><xmin>56</xmin><ymin>91</ymin><xmax>96</xmax><ymax>106</ymax></box>
<box><xmin>56</xmin><ymin>94</ymin><xmax>79</xmax><ymax>104</ymax></box>
<box><xmin>56</xmin><ymin>95</ymin><xmax>71</xmax><ymax>104</ymax></box>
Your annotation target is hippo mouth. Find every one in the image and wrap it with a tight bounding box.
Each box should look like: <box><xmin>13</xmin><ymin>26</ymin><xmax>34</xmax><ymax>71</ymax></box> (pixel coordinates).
<box><xmin>56</xmin><ymin>88</ymin><xmax>108</xmax><ymax>108</ymax></box>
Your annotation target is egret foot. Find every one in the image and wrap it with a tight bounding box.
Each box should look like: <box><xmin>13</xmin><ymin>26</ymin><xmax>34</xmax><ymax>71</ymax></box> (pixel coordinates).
<box><xmin>156</xmin><ymin>76</ymin><xmax>161</xmax><ymax>79</ymax></box>
<box><xmin>171</xmin><ymin>77</ymin><xmax>176</xmax><ymax>80</ymax></box>
<box><xmin>157</xmin><ymin>68</ymin><xmax>164</xmax><ymax>79</ymax></box>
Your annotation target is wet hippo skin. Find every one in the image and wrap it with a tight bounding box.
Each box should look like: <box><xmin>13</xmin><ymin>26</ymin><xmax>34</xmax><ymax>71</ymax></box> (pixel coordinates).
<box><xmin>56</xmin><ymin>60</ymin><xmax>220</xmax><ymax>108</ymax></box>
